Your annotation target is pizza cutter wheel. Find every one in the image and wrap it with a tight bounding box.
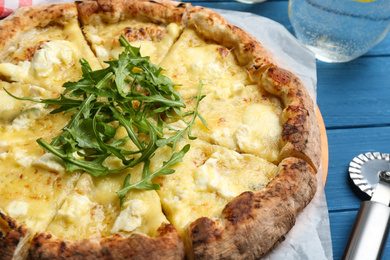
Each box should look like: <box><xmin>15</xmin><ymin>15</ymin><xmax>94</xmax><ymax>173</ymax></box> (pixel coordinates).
<box><xmin>343</xmin><ymin>152</ymin><xmax>390</xmax><ymax>260</ymax></box>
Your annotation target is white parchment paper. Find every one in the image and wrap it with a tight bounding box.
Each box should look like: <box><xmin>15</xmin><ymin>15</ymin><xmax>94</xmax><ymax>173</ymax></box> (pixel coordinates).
<box><xmin>213</xmin><ymin>9</ymin><xmax>333</xmax><ymax>260</ymax></box>
<box><xmin>22</xmin><ymin>2</ymin><xmax>332</xmax><ymax>259</ymax></box>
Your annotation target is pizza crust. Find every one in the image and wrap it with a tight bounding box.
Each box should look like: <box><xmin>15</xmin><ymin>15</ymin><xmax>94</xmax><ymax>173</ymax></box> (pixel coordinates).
<box><xmin>0</xmin><ymin>212</ymin><xmax>30</xmax><ymax>260</ymax></box>
<box><xmin>261</xmin><ymin>66</ymin><xmax>321</xmax><ymax>171</ymax></box>
<box><xmin>27</xmin><ymin>224</ymin><xmax>184</xmax><ymax>260</ymax></box>
<box><xmin>77</xmin><ymin>0</ymin><xmax>188</xmax><ymax>25</ymax></box>
<box><xmin>187</xmin><ymin>157</ymin><xmax>317</xmax><ymax>259</ymax></box>
<box><xmin>183</xmin><ymin>6</ymin><xmax>275</xmax><ymax>79</ymax></box>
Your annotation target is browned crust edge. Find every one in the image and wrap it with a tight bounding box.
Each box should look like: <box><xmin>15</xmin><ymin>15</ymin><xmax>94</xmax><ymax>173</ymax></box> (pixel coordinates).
<box><xmin>188</xmin><ymin>157</ymin><xmax>317</xmax><ymax>259</ymax></box>
<box><xmin>27</xmin><ymin>223</ymin><xmax>184</xmax><ymax>260</ymax></box>
<box><xmin>0</xmin><ymin>2</ymin><xmax>77</xmax><ymax>53</ymax></box>
<box><xmin>0</xmin><ymin>212</ymin><xmax>30</xmax><ymax>260</ymax></box>
<box><xmin>77</xmin><ymin>0</ymin><xmax>188</xmax><ymax>26</ymax></box>
<box><xmin>183</xmin><ymin>6</ymin><xmax>275</xmax><ymax>79</ymax></box>
<box><xmin>261</xmin><ymin>66</ymin><xmax>321</xmax><ymax>171</ymax></box>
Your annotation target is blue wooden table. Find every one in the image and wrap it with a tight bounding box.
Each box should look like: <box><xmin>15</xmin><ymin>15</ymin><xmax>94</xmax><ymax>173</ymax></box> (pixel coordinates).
<box><xmin>185</xmin><ymin>0</ymin><xmax>390</xmax><ymax>259</ymax></box>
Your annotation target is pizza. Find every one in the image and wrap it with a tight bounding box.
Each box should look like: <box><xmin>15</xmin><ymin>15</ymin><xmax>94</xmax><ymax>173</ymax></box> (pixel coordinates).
<box><xmin>0</xmin><ymin>0</ymin><xmax>321</xmax><ymax>259</ymax></box>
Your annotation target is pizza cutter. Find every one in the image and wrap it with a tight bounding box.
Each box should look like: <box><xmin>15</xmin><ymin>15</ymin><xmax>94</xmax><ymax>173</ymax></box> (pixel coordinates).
<box><xmin>343</xmin><ymin>152</ymin><xmax>390</xmax><ymax>260</ymax></box>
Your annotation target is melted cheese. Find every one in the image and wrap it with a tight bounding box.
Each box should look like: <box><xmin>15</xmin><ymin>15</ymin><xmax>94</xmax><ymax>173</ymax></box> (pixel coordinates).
<box><xmin>159</xmin><ymin>28</ymin><xmax>284</xmax><ymax>163</ymax></box>
<box><xmin>0</xmin><ymin>19</ymin><xmax>101</xmax><ymax>92</ymax></box>
<box><xmin>152</xmin><ymin>138</ymin><xmax>277</xmax><ymax>237</ymax></box>
<box><xmin>172</xmin><ymin>85</ymin><xmax>283</xmax><ymax>163</ymax></box>
<box><xmin>47</xmin><ymin>169</ymin><xmax>168</xmax><ymax>240</ymax></box>
<box><xmin>31</xmin><ymin>41</ymin><xmax>74</xmax><ymax>77</ymax></box>
<box><xmin>0</xmin><ymin>80</ymin><xmax>80</xmax><ymax>232</ymax></box>
<box><xmin>57</xmin><ymin>194</ymin><xmax>95</xmax><ymax>224</ymax></box>
<box><xmin>6</xmin><ymin>201</ymin><xmax>29</xmax><ymax>218</ymax></box>
<box><xmin>31</xmin><ymin>153</ymin><xmax>65</xmax><ymax>173</ymax></box>
<box><xmin>0</xmin><ymin>154</ymin><xmax>80</xmax><ymax>231</ymax></box>
<box><xmin>110</xmin><ymin>199</ymin><xmax>145</xmax><ymax>233</ymax></box>
<box><xmin>159</xmin><ymin>28</ymin><xmax>252</xmax><ymax>99</ymax></box>
<box><xmin>84</xmin><ymin>21</ymin><xmax>182</xmax><ymax>66</ymax></box>
<box><xmin>10</xmin><ymin>104</ymin><xmax>47</xmax><ymax>131</ymax></box>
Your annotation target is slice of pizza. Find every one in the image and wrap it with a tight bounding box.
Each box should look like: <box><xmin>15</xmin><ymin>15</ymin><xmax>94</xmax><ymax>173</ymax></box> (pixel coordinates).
<box><xmin>77</xmin><ymin>0</ymin><xmax>187</xmax><ymax>66</ymax></box>
<box><xmin>158</xmin><ymin>28</ymin><xmax>255</xmax><ymax>100</ymax></box>
<box><xmin>190</xmin><ymin>6</ymin><xmax>321</xmax><ymax>170</ymax></box>
<box><xmin>29</xmin><ymin>172</ymin><xmax>184</xmax><ymax>259</ymax></box>
<box><xmin>150</xmin><ymin>137</ymin><xmax>277</xmax><ymax>234</ymax></box>
<box><xmin>149</xmin><ymin>137</ymin><xmax>316</xmax><ymax>259</ymax></box>
<box><xmin>161</xmin><ymin>7</ymin><xmax>320</xmax><ymax>171</ymax></box>
<box><xmin>0</xmin><ymin>81</ymin><xmax>81</xmax><ymax>259</ymax></box>
<box><xmin>0</xmin><ymin>3</ymin><xmax>101</xmax><ymax>93</ymax></box>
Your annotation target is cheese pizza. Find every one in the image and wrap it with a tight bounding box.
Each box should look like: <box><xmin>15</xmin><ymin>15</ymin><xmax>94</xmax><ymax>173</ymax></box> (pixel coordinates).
<box><xmin>0</xmin><ymin>0</ymin><xmax>321</xmax><ymax>259</ymax></box>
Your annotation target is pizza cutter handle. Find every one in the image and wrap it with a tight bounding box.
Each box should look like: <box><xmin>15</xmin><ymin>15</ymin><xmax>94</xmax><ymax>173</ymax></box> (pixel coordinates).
<box><xmin>343</xmin><ymin>201</ymin><xmax>390</xmax><ymax>260</ymax></box>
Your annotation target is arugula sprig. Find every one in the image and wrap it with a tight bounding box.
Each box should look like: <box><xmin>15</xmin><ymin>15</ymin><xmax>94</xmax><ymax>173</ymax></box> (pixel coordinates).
<box><xmin>6</xmin><ymin>36</ymin><xmax>207</xmax><ymax>206</ymax></box>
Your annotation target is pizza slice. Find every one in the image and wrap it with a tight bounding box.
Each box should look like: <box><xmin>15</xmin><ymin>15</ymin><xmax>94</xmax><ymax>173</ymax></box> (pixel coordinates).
<box><xmin>0</xmin><ymin>3</ymin><xmax>101</xmax><ymax>93</ymax></box>
<box><xmin>148</xmin><ymin>136</ymin><xmax>316</xmax><ymax>259</ymax></box>
<box><xmin>29</xmin><ymin>173</ymin><xmax>183</xmax><ymax>259</ymax></box>
<box><xmin>159</xmin><ymin>28</ymin><xmax>254</xmax><ymax>100</ymax></box>
<box><xmin>77</xmin><ymin>0</ymin><xmax>187</xmax><ymax>66</ymax></box>
<box><xmin>150</xmin><ymin>137</ymin><xmax>277</xmax><ymax>234</ymax></box>
<box><xmin>161</xmin><ymin>7</ymin><xmax>320</xmax><ymax>171</ymax></box>
<box><xmin>0</xmin><ymin>81</ymin><xmax>81</xmax><ymax>259</ymax></box>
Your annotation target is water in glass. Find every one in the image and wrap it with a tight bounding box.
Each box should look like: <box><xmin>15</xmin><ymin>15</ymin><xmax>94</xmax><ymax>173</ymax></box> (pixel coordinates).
<box><xmin>289</xmin><ymin>0</ymin><xmax>390</xmax><ymax>62</ymax></box>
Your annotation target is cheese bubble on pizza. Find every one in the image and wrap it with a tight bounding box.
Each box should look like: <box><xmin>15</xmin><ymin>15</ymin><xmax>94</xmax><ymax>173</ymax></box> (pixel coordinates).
<box><xmin>0</xmin><ymin>1</ymin><xmax>321</xmax><ymax>259</ymax></box>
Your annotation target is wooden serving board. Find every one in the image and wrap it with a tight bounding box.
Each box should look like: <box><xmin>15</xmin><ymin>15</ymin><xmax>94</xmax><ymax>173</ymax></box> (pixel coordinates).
<box><xmin>316</xmin><ymin>106</ymin><xmax>329</xmax><ymax>186</ymax></box>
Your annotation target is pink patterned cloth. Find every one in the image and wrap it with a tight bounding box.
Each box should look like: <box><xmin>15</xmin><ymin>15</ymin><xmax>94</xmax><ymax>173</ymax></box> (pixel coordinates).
<box><xmin>0</xmin><ymin>0</ymin><xmax>68</xmax><ymax>18</ymax></box>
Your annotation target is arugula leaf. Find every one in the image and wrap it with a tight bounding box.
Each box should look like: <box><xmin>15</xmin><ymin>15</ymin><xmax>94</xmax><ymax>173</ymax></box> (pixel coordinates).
<box><xmin>117</xmin><ymin>144</ymin><xmax>190</xmax><ymax>206</ymax></box>
<box><xmin>6</xmin><ymin>36</ymin><xmax>207</xmax><ymax>205</ymax></box>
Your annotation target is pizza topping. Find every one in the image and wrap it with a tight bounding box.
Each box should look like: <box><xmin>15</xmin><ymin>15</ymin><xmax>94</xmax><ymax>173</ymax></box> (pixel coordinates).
<box><xmin>6</xmin><ymin>36</ymin><xmax>207</xmax><ymax>206</ymax></box>
<box><xmin>9</xmin><ymin>104</ymin><xmax>47</xmax><ymax>131</ymax></box>
<box><xmin>57</xmin><ymin>194</ymin><xmax>95</xmax><ymax>224</ymax></box>
<box><xmin>6</xmin><ymin>201</ymin><xmax>28</xmax><ymax>218</ymax></box>
<box><xmin>31</xmin><ymin>153</ymin><xmax>65</xmax><ymax>173</ymax></box>
<box><xmin>0</xmin><ymin>61</ymin><xmax>31</xmax><ymax>83</ymax></box>
<box><xmin>0</xmin><ymin>40</ymin><xmax>76</xmax><ymax>84</ymax></box>
<box><xmin>31</xmin><ymin>40</ymin><xmax>74</xmax><ymax>77</ymax></box>
<box><xmin>110</xmin><ymin>199</ymin><xmax>146</xmax><ymax>234</ymax></box>
<box><xmin>212</xmin><ymin>83</ymin><xmax>245</xmax><ymax>100</ymax></box>
<box><xmin>0</xmin><ymin>141</ymin><xmax>9</xmax><ymax>154</ymax></box>
<box><xmin>194</xmin><ymin>156</ymin><xmax>239</xmax><ymax>199</ymax></box>
<box><xmin>234</xmin><ymin>124</ymin><xmax>254</xmax><ymax>149</ymax></box>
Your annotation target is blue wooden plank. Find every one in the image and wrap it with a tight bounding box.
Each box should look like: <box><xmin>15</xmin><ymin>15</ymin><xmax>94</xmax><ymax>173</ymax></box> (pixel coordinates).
<box><xmin>325</xmin><ymin>126</ymin><xmax>390</xmax><ymax>211</ymax></box>
<box><xmin>317</xmin><ymin>56</ymin><xmax>390</xmax><ymax>129</ymax></box>
<box><xmin>329</xmin><ymin>210</ymin><xmax>390</xmax><ymax>260</ymax></box>
<box><xmin>329</xmin><ymin>210</ymin><xmax>357</xmax><ymax>260</ymax></box>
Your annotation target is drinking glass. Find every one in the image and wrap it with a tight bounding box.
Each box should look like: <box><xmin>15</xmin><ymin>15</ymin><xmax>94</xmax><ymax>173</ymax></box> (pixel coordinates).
<box><xmin>288</xmin><ymin>0</ymin><xmax>390</xmax><ymax>63</ymax></box>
